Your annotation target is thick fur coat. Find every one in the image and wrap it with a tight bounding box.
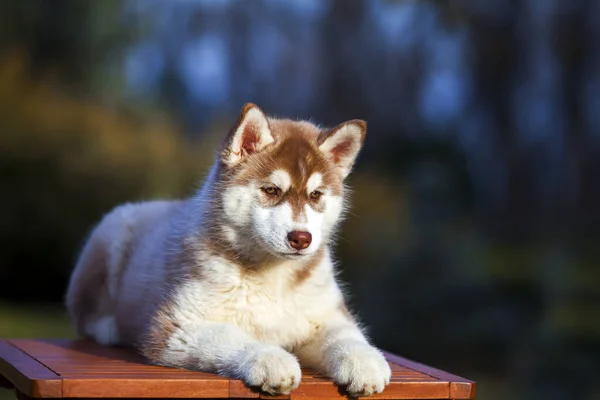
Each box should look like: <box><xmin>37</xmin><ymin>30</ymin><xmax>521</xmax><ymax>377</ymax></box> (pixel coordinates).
<box><xmin>66</xmin><ymin>103</ymin><xmax>391</xmax><ymax>396</ymax></box>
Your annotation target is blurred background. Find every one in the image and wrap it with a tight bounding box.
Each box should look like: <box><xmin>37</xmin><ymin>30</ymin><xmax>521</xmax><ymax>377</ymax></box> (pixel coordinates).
<box><xmin>1</xmin><ymin>0</ymin><xmax>599</xmax><ymax>399</ymax></box>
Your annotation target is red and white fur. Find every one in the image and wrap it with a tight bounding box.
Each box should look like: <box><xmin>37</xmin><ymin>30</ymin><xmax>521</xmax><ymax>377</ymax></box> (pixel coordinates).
<box><xmin>66</xmin><ymin>103</ymin><xmax>391</xmax><ymax>396</ymax></box>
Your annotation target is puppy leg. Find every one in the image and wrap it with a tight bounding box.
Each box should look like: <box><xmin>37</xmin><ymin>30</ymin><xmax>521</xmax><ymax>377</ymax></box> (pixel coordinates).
<box><xmin>143</xmin><ymin>319</ymin><xmax>302</xmax><ymax>395</ymax></box>
<box><xmin>65</xmin><ymin>234</ymin><xmax>119</xmax><ymax>345</ymax></box>
<box><xmin>296</xmin><ymin>310</ymin><xmax>391</xmax><ymax>397</ymax></box>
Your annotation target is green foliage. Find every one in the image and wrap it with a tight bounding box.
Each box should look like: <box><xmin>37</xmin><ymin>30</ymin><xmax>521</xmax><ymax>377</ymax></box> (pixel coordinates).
<box><xmin>0</xmin><ymin>52</ymin><xmax>214</xmax><ymax>301</ymax></box>
<box><xmin>0</xmin><ymin>302</ymin><xmax>72</xmax><ymax>338</ymax></box>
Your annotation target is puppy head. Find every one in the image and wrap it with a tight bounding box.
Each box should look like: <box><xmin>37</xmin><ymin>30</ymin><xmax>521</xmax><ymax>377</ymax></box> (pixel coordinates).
<box><xmin>217</xmin><ymin>103</ymin><xmax>365</xmax><ymax>260</ymax></box>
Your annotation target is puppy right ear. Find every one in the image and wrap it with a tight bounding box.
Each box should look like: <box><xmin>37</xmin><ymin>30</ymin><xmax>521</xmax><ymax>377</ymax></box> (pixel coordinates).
<box><xmin>317</xmin><ymin>119</ymin><xmax>366</xmax><ymax>178</ymax></box>
<box><xmin>221</xmin><ymin>103</ymin><xmax>274</xmax><ymax>166</ymax></box>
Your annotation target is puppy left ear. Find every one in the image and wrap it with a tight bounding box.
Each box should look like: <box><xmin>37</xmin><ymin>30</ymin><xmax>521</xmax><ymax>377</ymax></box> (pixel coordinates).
<box><xmin>318</xmin><ymin>120</ymin><xmax>366</xmax><ymax>178</ymax></box>
<box><xmin>221</xmin><ymin>103</ymin><xmax>275</xmax><ymax>166</ymax></box>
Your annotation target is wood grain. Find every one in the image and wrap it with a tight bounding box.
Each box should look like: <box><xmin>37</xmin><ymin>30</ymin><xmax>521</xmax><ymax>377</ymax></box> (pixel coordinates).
<box><xmin>0</xmin><ymin>340</ymin><xmax>476</xmax><ymax>399</ymax></box>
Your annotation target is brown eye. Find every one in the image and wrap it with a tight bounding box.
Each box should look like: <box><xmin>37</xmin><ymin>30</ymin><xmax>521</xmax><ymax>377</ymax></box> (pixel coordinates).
<box><xmin>262</xmin><ymin>186</ymin><xmax>281</xmax><ymax>196</ymax></box>
<box><xmin>310</xmin><ymin>190</ymin><xmax>322</xmax><ymax>200</ymax></box>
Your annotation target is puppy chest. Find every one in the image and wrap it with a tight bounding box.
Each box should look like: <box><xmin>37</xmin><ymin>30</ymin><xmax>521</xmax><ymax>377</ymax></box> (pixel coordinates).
<box><xmin>209</xmin><ymin>286</ymin><xmax>320</xmax><ymax>347</ymax></box>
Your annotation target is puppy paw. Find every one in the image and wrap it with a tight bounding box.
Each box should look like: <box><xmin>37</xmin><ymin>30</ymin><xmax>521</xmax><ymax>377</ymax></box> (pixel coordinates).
<box><xmin>242</xmin><ymin>346</ymin><xmax>302</xmax><ymax>395</ymax></box>
<box><xmin>329</xmin><ymin>344</ymin><xmax>391</xmax><ymax>397</ymax></box>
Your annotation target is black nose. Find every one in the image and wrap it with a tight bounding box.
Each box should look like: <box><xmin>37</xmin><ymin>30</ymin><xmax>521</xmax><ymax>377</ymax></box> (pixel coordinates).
<box><xmin>287</xmin><ymin>231</ymin><xmax>312</xmax><ymax>250</ymax></box>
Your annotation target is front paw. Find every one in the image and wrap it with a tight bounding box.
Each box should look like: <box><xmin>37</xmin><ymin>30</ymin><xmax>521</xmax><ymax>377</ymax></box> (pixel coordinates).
<box><xmin>329</xmin><ymin>344</ymin><xmax>391</xmax><ymax>397</ymax></box>
<box><xmin>242</xmin><ymin>346</ymin><xmax>302</xmax><ymax>395</ymax></box>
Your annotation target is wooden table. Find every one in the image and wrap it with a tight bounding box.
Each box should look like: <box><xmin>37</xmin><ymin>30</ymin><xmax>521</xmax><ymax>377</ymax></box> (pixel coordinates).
<box><xmin>0</xmin><ymin>339</ymin><xmax>475</xmax><ymax>400</ymax></box>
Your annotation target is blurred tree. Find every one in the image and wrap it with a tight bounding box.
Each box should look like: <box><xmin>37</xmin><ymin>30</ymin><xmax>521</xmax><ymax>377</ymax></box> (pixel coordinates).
<box><xmin>0</xmin><ymin>53</ymin><xmax>205</xmax><ymax>301</ymax></box>
<box><xmin>0</xmin><ymin>0</ymin><xmax>128</xmax><ymax>95</ymax></box>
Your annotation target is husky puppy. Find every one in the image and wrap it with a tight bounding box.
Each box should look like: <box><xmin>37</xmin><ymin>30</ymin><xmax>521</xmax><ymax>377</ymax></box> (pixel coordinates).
<box><xmin>66</xmin><ymin>103</ymin><xmax>391</xmax><ymax>396</ymax></box>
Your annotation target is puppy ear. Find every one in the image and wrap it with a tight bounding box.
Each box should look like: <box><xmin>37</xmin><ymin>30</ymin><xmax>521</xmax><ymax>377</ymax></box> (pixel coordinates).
<box><xmin>317</xmin><ymin>120</ymin><xmax>366</xmax><ymax>178</ymax></box>
<box><xmin>221</xmin><ymin>103</ymin><xmax>275</xmax><ymax>166</ymax></box>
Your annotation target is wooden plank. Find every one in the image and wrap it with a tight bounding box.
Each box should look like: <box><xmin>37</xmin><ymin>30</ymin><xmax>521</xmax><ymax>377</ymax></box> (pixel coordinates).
<box><xmin>291</xmin><ymin>380</ymin><xmax>450</xmax><ymax>400</ymax></box>
<box><xmin>259</xmin><ymin>393</ymin><xmax>290</xmax><ymax>400</ymax></box>
<box><xmin>9</xmin><ymin>339</ymin><xmax>146</xmax><ymax>363</ymax></box>
<box><xmin>44</xmin><ymin>370</ymin><xmax>220</xmax><ymax>376</ymax></box>
<box><xmin>290</xmin><ymin>381</ymin><xmax>344</xmax><ymax>400</ymax></box>
<box><xmin>0</xmin><ymin>340</ymin><xmax>62</xmax><ymax>398</ymax></box>
<box><xmin>62</xmin><ymin>377</ymin><xmax>229</xmax><ymax>398</ymax></box>
<box><xmin>229</xmin><ymin>379</ymin><xmax>260</xmax><ymax>398</ymax></box>
<box><xmin>383</xmin><ymin>352</ymin><xmax>476</xmax><ymax>399</ymax></box>
<box><xmin>58</xmin><ymin>373</ymin><xmax>233</xmax><ymax>380</ymax></box>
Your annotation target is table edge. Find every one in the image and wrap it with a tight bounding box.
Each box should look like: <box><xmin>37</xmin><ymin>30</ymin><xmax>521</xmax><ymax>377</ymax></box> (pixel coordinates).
<box><xmin>383</xmin><ymin>352</ymin><xmax>476</xmax><ymax>399</ymax></box>
<box><xmin>0</xmin><ymin>340</ymin><xmax>63</xmax><ymax>397</ymax></box>
<box><xmin>1</xmin><ymin>339</ymin><xmax>476</xmax><ymax>399</ymax></box>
